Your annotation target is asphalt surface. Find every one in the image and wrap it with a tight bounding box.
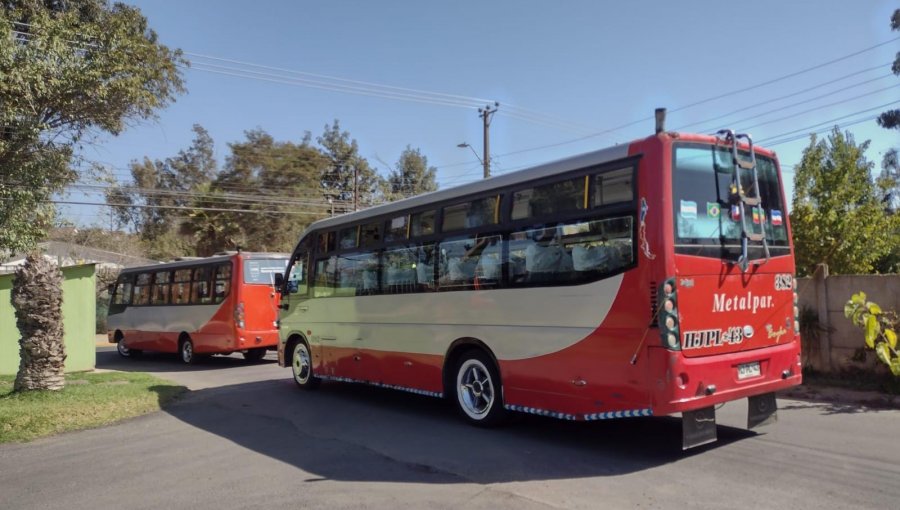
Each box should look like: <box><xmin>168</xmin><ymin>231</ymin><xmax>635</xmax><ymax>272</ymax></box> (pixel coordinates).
<box><xmin>1</xmin><ymin>346</ymin><xmax>899</xmax><ymax>509</ymax></box>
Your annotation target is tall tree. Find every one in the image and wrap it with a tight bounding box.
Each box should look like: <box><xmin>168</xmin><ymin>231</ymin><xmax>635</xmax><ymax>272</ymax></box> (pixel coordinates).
<box><xmin>316</xmin><ymin>120</ymin><xmax>383</xmax><ymax>209</ymax></box>
<box><xmin>185</xmin><ymin>129</ymin><xmax>330</xmax><ymax>255</ymax></box>
<box><xmin>0</xmin><ymin>0</ymin><xmax>185</xmax><ymax>256</ymax></box>
<box><xmin>876</xmin><ymin>9</ymin><xmax>900</xmax><ymax>130</ymax></box>
<box><xmin>790</xmin><ymin>128</ymin><xmax>895</xmax><ymax>276</ymax></box>
<box><xmin>384</xmin><ymin>145</ymin><xmax>438</xmax><ymax>201</ymax></box>
<box><xmin>107</xmin><ymin>125</ymin><xmax>215</xmax><ymax>260</ymax></box>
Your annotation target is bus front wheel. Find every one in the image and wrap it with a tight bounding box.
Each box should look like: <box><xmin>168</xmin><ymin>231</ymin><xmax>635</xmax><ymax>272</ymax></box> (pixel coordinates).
<box><xmin>116</xmin><ymin>333</ymin><xmax>141</xmax><ymax>358</ymax></box>
<box><xmin>453</xmin><ymin>350</ymin><xmax>506</xmax><ymax>427</ymax></box>
<box><xmin>291</xmin><ymin>341</ymin><xmax>320</xmax><ymax>389</ymax></box>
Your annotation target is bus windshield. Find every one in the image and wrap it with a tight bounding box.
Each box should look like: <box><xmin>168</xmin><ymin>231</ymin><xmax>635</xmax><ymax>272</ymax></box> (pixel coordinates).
<box><xmin>243</xmin><ymin>258</ymin><xmax>288</xmax><ymax>285</ymax></box>
<box><xmin>672</xmin><ymin>143</ymin><xmax>789</xmax><ymax>259</ymax></box>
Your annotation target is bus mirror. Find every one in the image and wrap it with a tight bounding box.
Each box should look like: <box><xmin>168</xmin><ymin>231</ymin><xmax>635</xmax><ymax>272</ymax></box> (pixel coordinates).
<box><xmin>273</xmin><ymin>272</ymin><xmax>284</xmax><ymax>288</ymax></box>
<box><xmin>107</xmin><ymin>283</ymin><xmax>115</xmax><ymax>295</ymax></box>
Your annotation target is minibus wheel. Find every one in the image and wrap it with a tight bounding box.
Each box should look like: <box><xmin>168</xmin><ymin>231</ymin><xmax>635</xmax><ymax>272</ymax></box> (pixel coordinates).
<box><xmin>115</xmin><ymin>332</ymin><xmax>141</xmax><ymax>358</ymax></box>
<box><xmin>454</xmin><ymin>350</ymin><xmax>506</xmax><ymax>426</ymax></box>
<box><xmin>291</xmin><ymin>341</ymin><xmax>320</xmax><ymax>389</ymax></box>
<box><xmin>179</xmin><ymin>337</ymin><xmax>196</xmax><ymax>365</ymax></box>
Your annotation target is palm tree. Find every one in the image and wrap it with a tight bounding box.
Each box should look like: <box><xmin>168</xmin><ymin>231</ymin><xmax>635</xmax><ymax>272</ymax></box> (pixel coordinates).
<box><xmin>12</xmin><ymin>253</ymin><xmax>66</xmax><ymax>391</ymax></box>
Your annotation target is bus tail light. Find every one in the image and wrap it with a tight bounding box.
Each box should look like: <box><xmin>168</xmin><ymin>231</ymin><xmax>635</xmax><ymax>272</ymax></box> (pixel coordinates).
<box><xmin>793</xmin><ymin>284</ymin><xmax>800</xmax><ymax>335</ymax></box>
<box><xmin>658</xmin><ymin>278</ymin><xmax>680</xmax><ymax>350</ymax></box>
<box><xmin>235</xmin><ymin>302</ymin><xmax>245</xmax><ymax>330</ymax></box>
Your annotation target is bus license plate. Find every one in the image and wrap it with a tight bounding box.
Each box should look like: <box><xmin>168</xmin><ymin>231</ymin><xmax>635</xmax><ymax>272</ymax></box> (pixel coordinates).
<box><xmin>738</xmin><ymin>361</ymin><xmax>761</xmax><ymax>380</ymax></box>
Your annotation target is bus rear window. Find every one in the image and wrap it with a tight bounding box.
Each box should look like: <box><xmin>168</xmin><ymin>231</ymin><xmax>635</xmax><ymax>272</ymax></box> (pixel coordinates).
<box><xmin>243</xmin><ymin>259</ymin><xmax>288</xmax><ymax>284</ymax></box>
<box><xmin>672</xmin><ymin>143</ymin><xmax>789</xmax><ymax>258</ymax></box>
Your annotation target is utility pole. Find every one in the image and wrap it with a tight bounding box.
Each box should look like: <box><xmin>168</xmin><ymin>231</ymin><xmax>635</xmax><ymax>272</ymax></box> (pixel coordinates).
<box><xmin>353</xmin><ymin>165</ymin><xmax>359</xmax><ymax>211</ymax></box>
<box><xmin>478</xmin><ymin>102</ymin><xmax>499</xmax><ymax>179</ymax></box>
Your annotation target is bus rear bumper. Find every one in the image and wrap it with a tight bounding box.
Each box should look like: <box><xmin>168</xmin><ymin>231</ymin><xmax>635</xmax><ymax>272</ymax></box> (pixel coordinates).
<box><xmin>648</xmin><ymin>342</ymin><xmax>802</xmax><ymax>416</ymax></box>
<box><xmin>228</xmin><ymin>329</ymin><xmax>280</xmax><ymax>352</ymax></box>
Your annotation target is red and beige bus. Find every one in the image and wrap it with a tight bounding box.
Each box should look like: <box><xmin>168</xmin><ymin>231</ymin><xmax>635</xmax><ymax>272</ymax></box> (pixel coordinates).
<box><xmin>108</xmin><ymin>251</ymin><xmax>288</xmax><ymax>364</ymax></box>
<box><xmin>275</xmin><ymin>112</ymin><xmax>801</xmax><ymax>448</ymax></box>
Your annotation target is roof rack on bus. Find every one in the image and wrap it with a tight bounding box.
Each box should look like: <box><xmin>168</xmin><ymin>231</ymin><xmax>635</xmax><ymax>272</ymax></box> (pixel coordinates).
<box><xmin>716</xmin><ymin>129</ymin><xmax>771</xmax><ymax>272</ymax></box>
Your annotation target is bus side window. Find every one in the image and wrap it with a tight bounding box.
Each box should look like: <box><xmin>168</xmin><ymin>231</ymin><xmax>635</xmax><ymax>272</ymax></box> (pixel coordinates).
<box><xmin>214</xmin><ymin>263</ymin><xmax>232</xmax><ymax>303</ymax></box>
<box><xmin>439</xmin><ymin>235</ymin><xmax>501</xmax><ymax>290</ymax></box>
<box><xmin>151</xmin><ymin>271</ymin><xmax>171</xmax><ymax>305</ymax></box>
<box><xmin>133</xmin><ymin>273</ymin><xmax>152</xmax><ymax>306</ymax></box>
<box><xmin>172</xmin><ymin>269</ymin><xmax>192</xmax><ymax>304</ymax></box>
<box><xmin>191</xmin><ymin>266</ymin><xmax>213</xmax><ymax>304</ymax></box>
<box><xmin>114</xmin><ymin>277</ymin><xmax>133</xmax><ymax>306</ymax></box>
<box><xmin>288</xmin><ymin>254</ymin><xmax>308</xmax><ymax>295</ymax></box>
<box><xmin>313</xmin><ymin>257</ymin><xmax>336</xmax><ymax>298</ymax></box>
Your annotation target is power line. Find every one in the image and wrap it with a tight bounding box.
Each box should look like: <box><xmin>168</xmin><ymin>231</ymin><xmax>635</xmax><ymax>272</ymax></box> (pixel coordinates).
<box><xmin>45</xmin><ymin>199</ymin><xmax>329</xmax><ymax>216</ymax></box>
<box><xmin>675</xmin><ymin>67</ymin><xmax>893</xmax><ymax>132</ymax></box>
<box><xmin>441</xmin><ymin>37</ymin><xmax>900</xmax><ymax>164</ymax></box>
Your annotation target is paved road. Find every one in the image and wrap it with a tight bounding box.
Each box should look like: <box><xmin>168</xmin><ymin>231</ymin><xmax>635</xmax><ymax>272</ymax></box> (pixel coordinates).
<box><xmin>2</xmin><ymin>347</ymin><xmax>899</xmax><ymax>510</ymax></box>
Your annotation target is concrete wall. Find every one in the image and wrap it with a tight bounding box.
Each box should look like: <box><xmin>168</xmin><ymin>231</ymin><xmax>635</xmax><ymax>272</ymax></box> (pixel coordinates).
<box><xmin>0</xmin><ymin>264</ymin><xmax>97</xmax><ymax>375</ymax></box>
<box><xmin>797</xmin><ymin>266</ymin><xmax>900</xmax><ymax>373</ymax></box>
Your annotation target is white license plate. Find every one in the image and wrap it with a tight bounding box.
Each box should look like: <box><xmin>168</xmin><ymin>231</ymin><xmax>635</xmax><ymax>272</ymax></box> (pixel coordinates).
<box><xmin>737</xmin><ymin>361</ymin><xmax>761</xmax><ymax>380</ymax></box>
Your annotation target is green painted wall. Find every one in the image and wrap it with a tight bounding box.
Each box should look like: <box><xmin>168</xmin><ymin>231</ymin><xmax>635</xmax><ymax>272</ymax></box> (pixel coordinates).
<box><xmin>1</xmin><ymin>264</ymin><xmax>97</xmax><ymax>375</ymax></box>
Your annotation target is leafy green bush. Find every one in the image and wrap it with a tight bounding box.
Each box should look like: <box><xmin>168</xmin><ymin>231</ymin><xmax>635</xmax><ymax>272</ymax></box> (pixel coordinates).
<box><xmin>845</xmin><ymin>292</ymin><xmax>899</xmax><ymax>375</ymax></box>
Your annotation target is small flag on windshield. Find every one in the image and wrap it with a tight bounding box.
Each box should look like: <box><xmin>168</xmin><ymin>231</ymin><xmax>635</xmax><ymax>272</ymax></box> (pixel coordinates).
<box><xmin>771</xmin><ymin>210</ymin><xmax>783</xmax><ymax>226</ymax></box>
<box><xmin>680</xmin><ymin>200</ymin><xmax>697</xmax><ymax>219</ymax></box>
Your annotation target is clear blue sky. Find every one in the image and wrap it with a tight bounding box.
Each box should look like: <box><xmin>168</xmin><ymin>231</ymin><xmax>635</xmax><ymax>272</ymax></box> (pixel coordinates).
<box><xmin>68</xmin><ymin>0</ymin><xmax>899</xmax><ymax>225</ymax></box>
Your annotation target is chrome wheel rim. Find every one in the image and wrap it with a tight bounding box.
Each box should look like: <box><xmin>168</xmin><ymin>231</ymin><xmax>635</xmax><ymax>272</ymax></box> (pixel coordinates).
<box><xmin>181</xmin><ymin>341</ymin><xmax>193</xmax><ymax>363</ymax></box>
<box><xmin>457</xmin><ymin>359</ymin><xmax>495</xmax><ymax>420</ymax></box>
<box><xmin>117</xmin><ymin>339</ymin><xmax>129</xmax><ymax>357</ymax></box>
<box><xmin>292</xmin><ymin>344</ymin><xmax>311</xmax><ymax>384</ymax></box>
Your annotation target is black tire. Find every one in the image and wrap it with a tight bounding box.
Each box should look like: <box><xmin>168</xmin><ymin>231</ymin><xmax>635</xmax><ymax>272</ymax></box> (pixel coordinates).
<box><xmin>453</xmin><ymin>350</ymin><xmax>506</xmax><ymax>427</ymax></box>
<box><xmin>290</xmin><ymin>340</ymin><xmax>320</xmax><ymax>389</ymax></box>
<box><xmin>116</xmin><ymin>333</ymin><xmax>141</xmax><ymax>358</ymax></box>
<box><xmin>243</xmin><ymin>348</ymin><xmax>267</xmax><ymax>363</ymax></box>
<box><xmin>179</xmin><ymin>337</ymin><xmax>197</xmax><ymax>365</ymax></box>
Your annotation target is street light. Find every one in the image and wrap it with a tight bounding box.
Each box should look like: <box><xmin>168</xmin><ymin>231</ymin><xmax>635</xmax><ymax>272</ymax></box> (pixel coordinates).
<box><xmin>456</xmin><ymin>142</ymin><xmax>484</xmax><ymax>166</ymax></box>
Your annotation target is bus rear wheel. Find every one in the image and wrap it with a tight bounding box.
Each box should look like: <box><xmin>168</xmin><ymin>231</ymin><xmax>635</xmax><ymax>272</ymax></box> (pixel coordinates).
<box><xmin>453</xmin><ymin>350</ymin><xmax>506</xmax><ymax>427</ymax></box>
<box><xmin>291</xmin><ymin>341</ymin><xmax>319</xmax><ymax>389</ymax></box>
<box><xmin>243</xmin><ymin>348</ymin><xmax>267</xmax><ymax>363</ymax></box>
<box><xmin>179</xmin><ymin>337</ymin><xmax>197</xmax><ymax>365</ymax></box>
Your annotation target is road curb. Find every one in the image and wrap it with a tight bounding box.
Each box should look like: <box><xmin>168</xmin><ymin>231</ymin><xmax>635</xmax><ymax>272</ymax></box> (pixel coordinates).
<box><xmin>779</xmin><ymin>385</ymin><xmax>900</xmax><ymax>409</ymax></box>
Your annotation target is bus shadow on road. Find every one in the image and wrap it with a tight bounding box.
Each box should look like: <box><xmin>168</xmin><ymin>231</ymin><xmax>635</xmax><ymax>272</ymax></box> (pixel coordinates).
<box><xmin>97</xmin><ymin>348</ymin><xmax>277</xmax><ymax>374</ymax></box>
<box><xmin>151</xmin><ymin>378</ymin><xmax>757</xmax><ymax>484</ymax></box>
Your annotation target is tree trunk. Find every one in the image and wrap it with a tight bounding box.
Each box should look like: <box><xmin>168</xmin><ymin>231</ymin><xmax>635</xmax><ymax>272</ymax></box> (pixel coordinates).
<box><xmin>12</xmin><ymin>253</ymin><xmax>66</xmax><ymax>392</ymax></box>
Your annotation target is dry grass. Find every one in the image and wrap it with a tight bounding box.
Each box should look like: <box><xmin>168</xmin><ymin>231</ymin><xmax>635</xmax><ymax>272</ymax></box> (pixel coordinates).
<box><xmin>0</xmin><ymin>372</ymin><xmax>186</xmax><ymax>443</ymax></box>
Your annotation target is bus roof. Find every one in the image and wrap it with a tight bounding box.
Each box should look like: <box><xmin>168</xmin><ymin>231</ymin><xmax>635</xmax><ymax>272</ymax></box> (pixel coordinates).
<box><xmin>119</xmin><ymin>252</ymin><xmax>289</xmax><ymax>274</ymax></box>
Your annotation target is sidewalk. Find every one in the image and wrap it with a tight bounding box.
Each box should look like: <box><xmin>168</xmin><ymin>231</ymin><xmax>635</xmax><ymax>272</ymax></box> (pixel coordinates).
<box><xmin>779</xmin><ymin>384</ymin><xmax>900</xmax><ymax>409</ymax></box>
